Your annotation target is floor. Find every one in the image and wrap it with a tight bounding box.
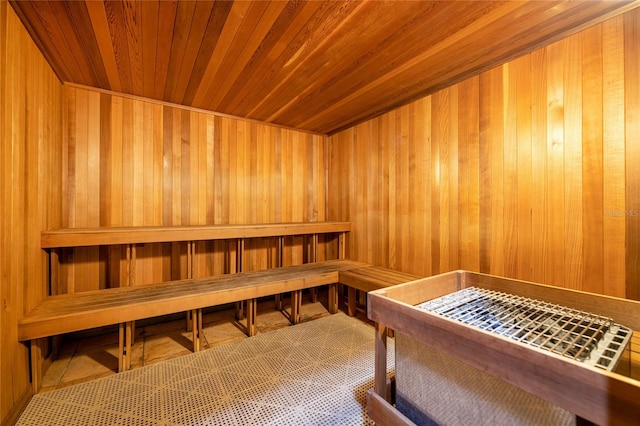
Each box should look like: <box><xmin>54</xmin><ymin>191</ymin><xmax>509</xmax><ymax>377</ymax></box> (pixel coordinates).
<box><xmin>20</xmin><ymin>311</ymin><xmax>393</xmax><ymax>425</ymax></box>
<box><xmin>40</xmin><ymin>289</ymin><xmax>368</xmax><ymax>393</ymax></box>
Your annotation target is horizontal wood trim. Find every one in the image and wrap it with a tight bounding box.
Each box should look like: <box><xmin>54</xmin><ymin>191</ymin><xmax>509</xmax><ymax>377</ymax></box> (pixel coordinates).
<box><xmin>18</xmin><ymin>259</ymin><xmax>367</xmax><ymax>341</ymax></box>
<box><xmin>42</xmin><ymin>222</ymin><xmax>350</xmax><ymax>248</ymax></box>
<box><xmin>368</xmin><ymin>272</ymin><xmax>640</xmax><ymax>426</ymax></box>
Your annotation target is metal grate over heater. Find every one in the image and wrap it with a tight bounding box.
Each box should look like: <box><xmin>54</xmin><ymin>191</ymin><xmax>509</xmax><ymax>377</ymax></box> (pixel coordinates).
<box><xmin>416</xmin><ymin>287</ymin><xmax>632</xmax><ymax>371</ymax></box>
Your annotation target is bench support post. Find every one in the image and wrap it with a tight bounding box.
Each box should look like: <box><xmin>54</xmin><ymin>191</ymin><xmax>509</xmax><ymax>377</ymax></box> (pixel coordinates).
<box><xmin>309</xmin><ymin>234</ymin><xmax>318</xmax><ymax>303</ymax></box>
<box><xmin>328</xmin><ymin>283</ymin><xmax>339</xmax><ymax>314</ymax></box>
<box><xmin>29</xmin><ymin>339</ymin><xmax>45</xmax><ymax>393</ymax></box>
<box><xmin>192</xmin><ymin>309</ymin><xmax>203</xmax><ymax>351</ymax></box>
<box><xmin>291</xmin><ymin>290</ymin><xmax>302</xmax><ymax>324</ymax></box>
<box><xmin>118</xmin><ymin>321</ymin><xmax>133</xmax><ymax>372</ymax></box>
<box><xmin>247</xmin><ymin>298</ymin><xmax>257</xmax><ymax>336</ymax></box>
<box><xmin>235</xmin><ymin>239</ymin><xmax>245</xmax><ymax>321</ymax></box>
<box><xmin>347</xmin><ymin>286</ymin><xmax>357</xmax><ymax>316</ymax></box>
<box><xmin>275</xmin><ymin>236</ymin><xmax>284</xmax><ymax>311</ymax></box>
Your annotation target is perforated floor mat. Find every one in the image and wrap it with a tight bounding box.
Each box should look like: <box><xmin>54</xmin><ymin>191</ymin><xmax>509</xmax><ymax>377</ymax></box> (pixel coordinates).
<box><xmin>18</xmin><ymin>313</ymin><xmax>395</xmax><ymax>425</ymax></box>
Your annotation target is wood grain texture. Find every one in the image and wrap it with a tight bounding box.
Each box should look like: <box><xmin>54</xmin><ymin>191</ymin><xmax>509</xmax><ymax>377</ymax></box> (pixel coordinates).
<box><xmin>10</xmin><ymin>0</ymin><xmax>640</xmax><ymax>134</ymax></box>
<box><xmin>329</xmin><ymin>7</ymin><xmax>640</xmax><ymax>299</ymax></box>
<box><xmin>61</xmin><ymin>86</ymin><xmax>329</xmax><ymax>292</ymax></box>
<box><xmin>1</xmin><ymin>3</ymin><xmax>62</xmax><ymax>422</ymax></box>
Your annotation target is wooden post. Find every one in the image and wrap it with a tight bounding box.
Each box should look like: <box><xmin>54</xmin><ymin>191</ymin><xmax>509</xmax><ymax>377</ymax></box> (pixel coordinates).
<box><xmin>309</xmin><ymin>234</ymin><xmax>318</xmax><ymax>303</ymax></box>
<box><xmin>118</xmin><ymin>321</ymin><xmax>133</xmax><ymax>372</ymax></box>
<box><xmin>186</xmin><ymin>241</ymin><xmax>195</xmax><ymax>332</ymax></box>
<box><xmin>347</xmin><ymin>286</ymin><xmax>357</xmax><ymax>316</ymax></box>
<box><xmin>191</xmin><ymin>309</ymin><xmax>202</xmax><ymax>352</ymax></box>
<box><xmin>235</xmin><ymin>239</ymin><xmax>245</xmax><ymax>321</ymax></box>
<box><xmin>275</xmin><ymin>236</ymin><xmax>284</xmax><ymax>311</ymax></box>
<box><xmin>247</xmin><ymin>298</ymin><xmax>257</xmax><ymax>336</ymax></box>
<box><xmin>374</xmin><ymin>322</ymin><xmax>388</xmax><ymax>399</ymax></box>
<box><xmin>126</xmin><ymin>245</ymin><xmax>137</xmax><ymax>345</ymax></box>
<box><xmin>30</xmin><ymin>339</ymin><xmax>44</xmax><ymax>393</ymax></box>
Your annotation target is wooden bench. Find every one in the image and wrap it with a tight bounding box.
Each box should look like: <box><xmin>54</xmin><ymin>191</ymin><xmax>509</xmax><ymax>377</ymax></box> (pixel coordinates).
<box><xmin>19</xmin><ymin>259</ymin><xmax>368</xmax><ymax>372</ymax></box>
<box><xmin>24</xmin><ymin>221</ymin><xmax>421</xmax><ymax>392</ymax></box>
<box><xmin>41</xmin><ymin>221</ymin><xmax>350</xmax><ymax>331</ymax></box>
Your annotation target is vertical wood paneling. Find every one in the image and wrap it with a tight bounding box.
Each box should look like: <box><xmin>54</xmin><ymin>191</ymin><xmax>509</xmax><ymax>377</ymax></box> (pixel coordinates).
<box><xmin>1</xmin><ymin>3</ymin><xmax>62</xmax><ymax>422</ymax></box>
<box><xmin>581</xmin><ymin>25</ymin><xmax>604</xmax><ymax>295</ymax></box>
<box><xmin>63</xmin><ymin>87</ymin><xmax>327</xmax><ymax>290</ymax></box>
<box><xmin>328</xmin><ymin>7</ymin><xmax>640</xmax><ymax>298</ymax></box>
<box><xmin>603</xmin><ymin>16</ymin><xmax>626</xmax><ymax>298</ymax></box>
<box><xmin>625</xmin><ymin>12</ymin><xmax>640</xmax><ymax>301</ymax></box>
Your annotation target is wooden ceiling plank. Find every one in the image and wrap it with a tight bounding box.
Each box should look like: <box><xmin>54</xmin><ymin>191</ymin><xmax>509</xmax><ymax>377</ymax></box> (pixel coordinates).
<box><xmin>65</xmin><ymin>1</ymin><xmax>113</xmax><ymax>88</ymax></box>
<box><xmin>288</xmin><ymin>1</ymin><xmax>529</xmax><ymax>131</ymax></box>
<box><xmin>191</xmin><ymin>0</ymin><xmax>253</xmax><ymax>107</ymax></box>
<box><xmin>262</xmin><ymin>1</ymin><xmax>441</xmax><ymax>125</ymax></box>
<box><xmin>162</xmin><ymin>0</ymin><xmax>197</xmax><ymax>103</ymax></box>
<box><xmin>243</xmin><ymin>0</ymin><xmax>367</xmax><ymax>119</ymax></box>
<box><xmin>228</xmin><ymin>2</ymin><xmax>343</xmax><ymax>116</ymax></box>
<box><xmin>218</xmin><ymin>0</ymin><xmax>322</xmax><ymax>113</ymax></box>
<box><xmin>163</xmin><ymin>1</ymin><xmax>197</xmax><ymax>103</ymax></box>
<box><xmin>140</xmin><ymin>0</ymin><xmax>159</xmax><ymax>99</ymax></box>
<box><xmin>152</xmin><ymin>0</ymin><xmax>178</xmax><ymax>101</ymax></box>
<box><xmin>205</xmin><ymin>1</ymin><xmax>286</xmax><ymax>109</ymax></box>
<box><xmin>181</xmin><ymin>1</ymin><xmax>234</xmax><ymax>105</ymax></box>
<box><xmin>85</xmin><ymin>0</ymin><xmax>122</xmax><ymax>92</ymax></box>
<box><xmin>171</xmin><ymin>1</ymin><xmax>217</xmax><ymax>104</ymax></box>
<box><xmin>103</xmin><ymin>1</ymin><xmax>132</xmax><ymax>94</ymax></box>
<box><xmin>123</xmin><ymin>0</ymin><xmax>144</xmax><ymax>95</ymax></box>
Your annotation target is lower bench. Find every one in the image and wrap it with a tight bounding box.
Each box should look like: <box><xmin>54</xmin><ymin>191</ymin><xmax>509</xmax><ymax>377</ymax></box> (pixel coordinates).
<box><xmin>18</xmin><ymin>260</ymin><xmax>420</xmax><ymax>389</ymax></box>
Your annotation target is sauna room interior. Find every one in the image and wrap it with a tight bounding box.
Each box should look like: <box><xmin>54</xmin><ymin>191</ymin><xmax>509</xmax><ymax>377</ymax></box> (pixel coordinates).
<box><xmin>2</xmin><ymin>1</ymin><xmax>640</xmax><ymax>425</ymax></box>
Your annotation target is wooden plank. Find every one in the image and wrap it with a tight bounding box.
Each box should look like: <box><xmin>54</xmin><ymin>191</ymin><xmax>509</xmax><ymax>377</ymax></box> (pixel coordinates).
<box><xmin>603</xmin><ymin>16</ymin><xmax>626</xmax><ymax>298</ymax></box>
<box><xmin>581</xmin><ymin>25</ymin><xmax>604</xmax><ymax>295</ymax></box>
<box><xmin>546</xmin><ymin>39</ymin><xmax>566</xmax><ymax>287</ymax></box>
<box><xmin>624</xmin><ymin>10</ymin><xmax>640</xmax><ymax>301</ymax></box>
<box><xmin>563</xmin><ymin>34</ymin><xmax>584</xmax><ymax>290</ymax></box>
<box><xmin>42</xmin><ymin>222</ymin><xmax>351</xmax><ymax>248</ymax></box>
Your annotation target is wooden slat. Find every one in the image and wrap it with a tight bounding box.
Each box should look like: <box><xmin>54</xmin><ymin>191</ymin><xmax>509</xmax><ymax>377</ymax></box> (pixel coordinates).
<box><xmin>42</xmin><ymin>221</ymin><xmax>350</xmax><ymax>248</ymax></box>
<box><xmin>18</xmin><ymin>259</ymin><xmax>366</xmax><ymax>341</ymax></box>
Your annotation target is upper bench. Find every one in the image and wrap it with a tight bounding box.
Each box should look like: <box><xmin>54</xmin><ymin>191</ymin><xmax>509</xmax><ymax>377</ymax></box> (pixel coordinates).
<box><xmin>41</xmin><ymin>221</ymin><xmax>351</xmax><ymax>248</ymax></box>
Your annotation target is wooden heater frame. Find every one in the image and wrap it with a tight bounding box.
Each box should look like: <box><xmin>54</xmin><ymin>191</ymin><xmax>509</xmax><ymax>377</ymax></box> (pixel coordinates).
<box><xmin>367</xmin><ymin>270</ymin><xmax>640</xmax><ymax>426</ymax></box>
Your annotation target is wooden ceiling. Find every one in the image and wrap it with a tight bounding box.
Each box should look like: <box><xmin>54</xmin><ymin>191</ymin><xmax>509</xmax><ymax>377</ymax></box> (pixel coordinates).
<box><xmin>10</xmin><ymin>0</ymin><xmax>640</xmax><ymax>135</ymax></box>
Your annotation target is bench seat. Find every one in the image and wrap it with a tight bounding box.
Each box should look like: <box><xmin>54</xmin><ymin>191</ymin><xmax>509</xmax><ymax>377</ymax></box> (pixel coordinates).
<box><xmin>19</xmin><ymin>259</ymin><xmax>368</xmax><ymax>372</ymax></box>
<box><xmin>338</xmin><ymin>265</ymin><xmax>421</xmax><ymax>316</ymax></box>
<box><xmin>19</xmin><ymin>259</ymin><xmax>367</xmax><ymax>342</ymax></box>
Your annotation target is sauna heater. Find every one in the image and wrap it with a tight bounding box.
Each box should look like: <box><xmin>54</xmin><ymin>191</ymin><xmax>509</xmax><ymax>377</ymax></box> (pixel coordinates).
<box><xmin>416</xmin><ymin>287</ymin><xmax>632</xmax><ymax>372</ymax></box>
<box><xmin>392</xmin><ymin>286</ymin><xmax>633</xmax><ymax>425</ymax></box>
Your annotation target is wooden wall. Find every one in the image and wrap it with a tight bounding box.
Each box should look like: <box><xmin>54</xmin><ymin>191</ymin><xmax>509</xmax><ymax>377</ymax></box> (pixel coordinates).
<box><xmin>0</xmin><ymin>2</ymin><xmax>63</xmax><ymax>424</ymax></box>
<box><xmin>61</xmin><ymin>86</ymin><xmax>329</xmax><ymax>292</ymax></box>
<box><xmin>329</xmin><ymin>9</ymin><xmax>640</xmax><ymax>300</ymax></box>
